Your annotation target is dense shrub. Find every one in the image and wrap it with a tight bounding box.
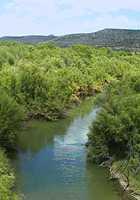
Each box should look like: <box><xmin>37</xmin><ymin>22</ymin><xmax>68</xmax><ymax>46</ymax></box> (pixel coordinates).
<box><xmin>0</xmin><ymin>42</ymin><xmax>140</xmax><ymax>196</ymax></box>
<box><xmin>0</xmin><ymin>90</ymin><xmax>24</xmax><ymax>150</ymax></box>
<box><xmin>88</xmin><ymin>73</ymin><xmax>140</xmax><ymax>174</ymax></box>
<box><xmin>0</xmin><ymin>149</ymin><xmax>20</xmax><ymax>200</ymax></box>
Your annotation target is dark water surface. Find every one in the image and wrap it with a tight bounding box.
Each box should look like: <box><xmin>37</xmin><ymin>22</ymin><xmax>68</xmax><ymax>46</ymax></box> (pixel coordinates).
<box><xmin>14</xmin><ymin>98</ymin><xmax>122</xmax><ymax>200</ymax></box>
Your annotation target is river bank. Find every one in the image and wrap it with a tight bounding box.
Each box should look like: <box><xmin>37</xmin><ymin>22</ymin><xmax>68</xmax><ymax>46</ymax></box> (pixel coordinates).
<box><xmin>12</xmin><ymin>98</ymin><xmax>123</xmax><ymax>200</ymax></box>
<box><xmin>110</xmin><ymin>163</ymin><xmax>140</xmax><ymax>200</ymax></box>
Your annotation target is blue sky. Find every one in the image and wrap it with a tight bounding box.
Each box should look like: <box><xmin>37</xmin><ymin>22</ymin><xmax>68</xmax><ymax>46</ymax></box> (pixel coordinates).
<box><xmin>0</xmin><ymin>0</ymin><xmax>140</xmax><ymax>36</ymax></box>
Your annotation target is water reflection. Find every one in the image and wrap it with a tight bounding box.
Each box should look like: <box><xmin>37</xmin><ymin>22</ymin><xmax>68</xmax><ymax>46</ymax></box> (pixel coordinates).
<box><xmin>14</xmin><ymin>98</ymin><xmax>122</xmax><ymax>200</ymax></box>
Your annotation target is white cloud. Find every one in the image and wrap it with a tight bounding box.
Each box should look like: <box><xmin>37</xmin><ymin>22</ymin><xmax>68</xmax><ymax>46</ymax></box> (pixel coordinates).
<box><xmin>6</xmin><ymin>0</ymin><xmax>140</xmax><ymax>17</ymax></box>
<box><xmin>62</xmin><ymin>0</ymin><xmax>140</xmax><ymax>12</ymax></box>
<box><xmin>92</xmin><ymin>14</ymin><xmax>140</xmax><ymax>30</ymax></box>
<box><xmin>0</xmin><ymin>0</ymin><xmax>140</xmax><ymax>36</ymax></box>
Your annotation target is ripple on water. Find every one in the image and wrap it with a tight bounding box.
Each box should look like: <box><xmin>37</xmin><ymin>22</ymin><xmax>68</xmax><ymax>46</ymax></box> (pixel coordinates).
<box><xmin>13</xmin><ymin>101</ymin><xmax>122</xmax><ymax>200</ymax></box>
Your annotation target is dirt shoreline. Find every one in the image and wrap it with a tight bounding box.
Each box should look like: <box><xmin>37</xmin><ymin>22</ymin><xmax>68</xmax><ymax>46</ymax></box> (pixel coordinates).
<box><xmin>110</xmin><ymin>167</ymin><xmax>140</xmax><ymax>200</ymax></box>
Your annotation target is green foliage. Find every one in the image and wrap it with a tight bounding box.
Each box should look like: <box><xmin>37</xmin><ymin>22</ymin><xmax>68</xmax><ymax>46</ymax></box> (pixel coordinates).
<box><xmin>0</xmin><ymin>41</ymin><xmax>140</xmax><ymax>196</ymax></box>
<box><xmin>89</xmin><ymin>70</ymin><xmax>140</xmax><ymax>175</ymax></box>
<box><xmin>0</xmin><ymin>90</ymin><xmax>24</xmax><ymax>150</ymax></box>
<box><xmin>0</xmin><ymin>43</ymin><xmax>115</xmax><ymax>119</ymax></box>
<box><xmin>0</xmin><ymin>42</ymin><xmax>138</xmax><ymax>123</ymax></box>
<box><xmin>0</xmin><ymin>149</ymin><xmax>20</xmax><ymax>200</ymax></box>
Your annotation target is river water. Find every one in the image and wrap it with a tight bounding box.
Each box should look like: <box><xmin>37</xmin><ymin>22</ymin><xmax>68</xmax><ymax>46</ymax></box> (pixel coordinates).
<box><xmin>14</xmin><ymin>98</ymin><xmax>122</xmax><ymax>200</ymax></box>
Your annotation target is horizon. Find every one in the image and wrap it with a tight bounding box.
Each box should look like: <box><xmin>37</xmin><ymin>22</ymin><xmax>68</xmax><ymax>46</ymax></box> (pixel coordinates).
<box><xmin>1</xmin><ymin>28</ymin><xmax>140</xmax><ymax>38</ymax></box>
<box><xmin>0</xmin><ymin>0</ymin><xmax>140</xmax><ymax>36</ymax></box>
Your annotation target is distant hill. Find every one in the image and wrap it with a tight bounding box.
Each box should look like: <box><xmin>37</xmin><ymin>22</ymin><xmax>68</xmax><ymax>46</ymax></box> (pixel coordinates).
<box><xmin>1</xmin><ymin>29</ymin><xmax>140</xmax><ymax>50</ymax></box>
<box><xmin>0</xmin><ymin>35</ymin><xmax>57</xmax><ymax>43</ymax></box>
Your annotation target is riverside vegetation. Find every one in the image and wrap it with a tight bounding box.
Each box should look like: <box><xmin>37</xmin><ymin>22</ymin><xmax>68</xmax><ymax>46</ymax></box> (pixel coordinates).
<box><xmin>0</xmin><ymin>41</ymin><xmax>140</xmax><ymax>199</ymax></box>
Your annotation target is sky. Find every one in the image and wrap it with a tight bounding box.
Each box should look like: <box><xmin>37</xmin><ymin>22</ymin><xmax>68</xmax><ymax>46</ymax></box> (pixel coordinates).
<box><xmin>0</xmin><ymin>0</ymin><xmax>140</xmax><ymax>36</ymax></box>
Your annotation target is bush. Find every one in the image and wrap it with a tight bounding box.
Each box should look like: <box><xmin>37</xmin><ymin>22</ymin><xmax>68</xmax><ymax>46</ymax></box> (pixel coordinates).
<box><xmin>0</xmin><ymin>91</ymin><xmax>24</xmax><ymax>150</ymax></box>
<box><xmin>88</xmin><ymin>78</ymin><xmax>140</xmax><ymax>172</ymax></box>
<box><xmin>0</xmin><ymin>149</ymin><xmax>20</xmax><ymax>200</ymax></box>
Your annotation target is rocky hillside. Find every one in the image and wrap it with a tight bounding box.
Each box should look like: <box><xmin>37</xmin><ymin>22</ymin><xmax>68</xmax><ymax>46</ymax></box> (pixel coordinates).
<box><xmin>1</xmin><ymin>29</ymin><xmax>140</xmax><ymax>50</ymax></box>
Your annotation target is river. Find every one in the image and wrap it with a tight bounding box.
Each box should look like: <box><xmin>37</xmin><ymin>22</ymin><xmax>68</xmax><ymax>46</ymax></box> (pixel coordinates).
<box><xmin>13</xmin><ymin>98</ymin><xmax>123</xmax><ymax>200</ymax></box>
